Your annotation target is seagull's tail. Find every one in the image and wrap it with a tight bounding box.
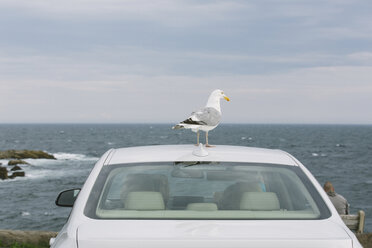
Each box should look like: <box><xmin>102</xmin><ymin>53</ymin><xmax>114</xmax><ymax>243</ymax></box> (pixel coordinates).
<box><xmin>172</xmin><ymin>124</ymin><xmax>185</xmax><ymax>130</ymax></box>
<box><xmin>173</xmin><ymin>123</ymin><xmax>201</xmax><ymax>132</ymax></box>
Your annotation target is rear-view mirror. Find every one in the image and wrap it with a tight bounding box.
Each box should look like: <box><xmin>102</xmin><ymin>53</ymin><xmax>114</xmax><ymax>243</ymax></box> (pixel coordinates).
<box><xmin>55</xmin><ymin>189</ymin><xmax>81</xmax><ymax>207</ymax></box>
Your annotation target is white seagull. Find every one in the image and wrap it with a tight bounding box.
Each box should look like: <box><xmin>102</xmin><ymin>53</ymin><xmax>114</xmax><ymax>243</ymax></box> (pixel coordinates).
<box><xmin>173</xmin><ymin>89</ymin><xmax>230</xmax><ymax>147</ymax></box>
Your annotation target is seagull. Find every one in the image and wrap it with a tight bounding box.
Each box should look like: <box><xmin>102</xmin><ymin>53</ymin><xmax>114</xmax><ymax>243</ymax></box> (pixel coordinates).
<box><xmin>173</xmin><ymin>89</ymin><xmax>230</xmax><ymax>147</ymax></box>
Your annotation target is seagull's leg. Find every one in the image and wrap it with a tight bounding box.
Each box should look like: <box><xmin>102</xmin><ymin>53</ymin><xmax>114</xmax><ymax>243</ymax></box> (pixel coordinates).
<box><xmin>196</xmin><ymin>130</ymin><xmax>200</xmax><ymax>146</ymax></box>
<box><xmin>205</xmin><ymin>131</ymin><xmax>215</xmax><ymax>147</ymax></box>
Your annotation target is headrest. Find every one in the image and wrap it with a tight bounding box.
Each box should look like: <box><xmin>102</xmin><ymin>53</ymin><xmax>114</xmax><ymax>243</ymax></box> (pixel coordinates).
<box><xmin>121</xmin><ymin>174</ymin><xmax>169</xmax><ymax>202</ymax></box>
<box><xmin>219</xmin><ymin>182</ymin><xmax>263</xmax><ymax>210</ymax></box>
<box><xmin>240</xmin><ymin>192</ymin><xmax>280</xmax><ymax>211</ymax></box>
<box><xmin>125</xmin><ymin>191</ymin><xmax>165</xmax><ymax>210</ymax></box>
<box><xmin>186</xmin><ymin>203</ymin><xmax>218</xmax><ymax>211</ymax></box>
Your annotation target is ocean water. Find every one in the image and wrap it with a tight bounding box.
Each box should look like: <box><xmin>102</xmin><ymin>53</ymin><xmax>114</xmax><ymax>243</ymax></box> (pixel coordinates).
<box><xmin>0</xmin><ymin>124</ymin><xmax>371</xmax><ymax>232</ymax></box>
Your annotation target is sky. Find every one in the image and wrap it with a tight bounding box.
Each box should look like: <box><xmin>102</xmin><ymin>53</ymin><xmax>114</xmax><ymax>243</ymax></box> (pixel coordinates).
<box><xmin>1</xmin><ymin>0</ymin><xmax>372</xmax><ymax>124</ymax></box>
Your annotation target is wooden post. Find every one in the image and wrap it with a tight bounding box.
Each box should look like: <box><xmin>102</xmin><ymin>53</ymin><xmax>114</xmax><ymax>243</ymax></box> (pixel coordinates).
<box><xmin>357</xmin><ymin>210</ymin><xmax>365</xmax><ymax>234</ymax></box>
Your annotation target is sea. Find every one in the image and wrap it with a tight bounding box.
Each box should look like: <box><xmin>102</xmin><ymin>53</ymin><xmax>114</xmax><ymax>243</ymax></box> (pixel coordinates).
<box><xmin>0</xmin><ymin>124</ymin><xmax>371</xmax><ymax>232</ymax></box>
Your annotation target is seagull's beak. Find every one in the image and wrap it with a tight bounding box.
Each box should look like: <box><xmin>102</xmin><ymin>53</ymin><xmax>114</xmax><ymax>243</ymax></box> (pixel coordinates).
<box><xmin>224</xmin><ymin>95</ymin><xmax>230</xmax><ymax>101</ymax></box>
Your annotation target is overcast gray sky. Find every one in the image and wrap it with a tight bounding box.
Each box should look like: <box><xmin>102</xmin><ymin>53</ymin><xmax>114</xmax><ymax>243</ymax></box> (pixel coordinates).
<box><xmin>1</xmin><ymin>0</ymin><xmax>372</xmax><ymax>124</ymax></box>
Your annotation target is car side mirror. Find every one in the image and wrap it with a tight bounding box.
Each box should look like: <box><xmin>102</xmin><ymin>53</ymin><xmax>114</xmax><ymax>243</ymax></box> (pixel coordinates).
<box><xmin>55</xmin><ymin>189</ymin><xmax>81</xmax><ymax>207</ymax></box>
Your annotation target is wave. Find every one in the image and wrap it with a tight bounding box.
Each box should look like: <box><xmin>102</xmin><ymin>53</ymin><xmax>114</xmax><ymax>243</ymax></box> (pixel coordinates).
<box><xmin>311</xmin><ymin>152</ymin><xmax>327</xmax><ymax>157</ymax></box>
<box><xmin>21</xmin><ymin>211</ymin><xmax>31</xmax><ymax>217</ymax></box>
<box><xmin>0</xmin><ymin>159</ymin><xmax>10</xmax><ymax>165</ymax></box>
<box><xmin>52</xmin><ymin>152</ymin><xmax>99</xmax><ymax>161</ymax></box>
<box><xmin>0</xmin><ymin>152</ymin><xmax>98</xmax><ymax>182</ymax></box>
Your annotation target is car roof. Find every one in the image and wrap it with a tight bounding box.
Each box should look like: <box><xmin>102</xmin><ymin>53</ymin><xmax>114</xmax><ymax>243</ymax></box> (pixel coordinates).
<box><xmin>105</xmin><ymin>145</ymin><xmax>298</xmax><ymax>166</ymax></box>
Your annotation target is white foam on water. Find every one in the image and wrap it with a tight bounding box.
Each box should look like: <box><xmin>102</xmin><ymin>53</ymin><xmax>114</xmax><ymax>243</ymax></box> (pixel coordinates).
<box><xmin>0</xmin><ymin>159</ymin><xmax>10</xmax><ymax>165</ymax></box>
<box><xmin>21</xmin><ymin>211</ymin><xmax>30</xmax><ymax>216</ymax></box>
<box><xmin>0</xmin><ymin>173</ymin><xmax>28</xmax><ymax>183</ymax></box>
<box><xmin>1</xmin><ymin>152</ymin><xmax>98</xmax><ymax>182</ymax></box>
<box><xmin>0</xmin><ymin>165</ymin><xmax>79</xmax><ymax>181</ymax></box>
<box><xmin>311</xmin><ymin>152</ymin><xmax>326</xmax><ymax>157</ymax></box>
<box><xmin>24</xmin><ymin>168</ymin><xmax>54</xmax><ymax>179</ymax></box>
<box><xmin>24</xmin><ymin>163</ymin><xmax>89</xmax><ymax>179</ymax></box>
<box><xmin>1</xmin><ymin>152</ymin><xmax>98</xmax><ymax>169</ymax></box>
<box><xmin>53</xmin><ymin>152</ymin><xmax>99</xmax><ymax>161</ymax></box>
<box><xmin>23</xmin><ymin>158</ymin><xmax>61</xmax><ymax>166</ymax></box>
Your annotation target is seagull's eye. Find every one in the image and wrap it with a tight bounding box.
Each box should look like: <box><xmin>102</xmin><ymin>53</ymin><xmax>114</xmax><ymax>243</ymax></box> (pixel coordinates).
<box><xmin>221</xmin><ymin>91</ymin><xmax>224</xmax><ymax>94</ymax></box>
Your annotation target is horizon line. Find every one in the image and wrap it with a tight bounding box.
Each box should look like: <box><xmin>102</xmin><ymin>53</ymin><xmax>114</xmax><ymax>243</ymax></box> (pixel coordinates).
<box><xmin>0</xmin><ymin>122</ymin><xmax>371</xmax><ymax>126</ymax></box>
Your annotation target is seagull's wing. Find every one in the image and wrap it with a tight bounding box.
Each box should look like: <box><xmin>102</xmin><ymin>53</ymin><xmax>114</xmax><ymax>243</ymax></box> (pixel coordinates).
<box><xmin>182</xmin><ymin>107</ymin><xmax>221</xmax><ymax>126</ymax></box>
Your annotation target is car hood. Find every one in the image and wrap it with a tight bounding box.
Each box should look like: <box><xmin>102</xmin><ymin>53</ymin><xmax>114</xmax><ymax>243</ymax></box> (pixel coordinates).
<box><xmin>77</xmin><ymin>219</ymin><xmax>353</xmax><ymax>248</ymax></box>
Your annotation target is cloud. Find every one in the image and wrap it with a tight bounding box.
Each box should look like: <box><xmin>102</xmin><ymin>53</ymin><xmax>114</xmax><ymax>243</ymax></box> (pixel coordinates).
<box><xmin>1</xmin><ymin>65</ymin><xmax>372</xmax><ymax>123</ymax></box>
<box><xmin>1</xmin><ymin>0</ymin><xmax>372</xmax><ymax>123</ymax></box>
<box><xmin>347</xmin><ymin>52</ymin><xmax>372</xmax><ymax>62</ymax></box>
<box><xmin>2</xmin><ymin>44</ymin><xmax>372</xmax><ymax>84</ymax></box>
<box><xmin>0</xmin><ymin>0</ymin><xmax>249</xmax><ymax>27</ymax></box>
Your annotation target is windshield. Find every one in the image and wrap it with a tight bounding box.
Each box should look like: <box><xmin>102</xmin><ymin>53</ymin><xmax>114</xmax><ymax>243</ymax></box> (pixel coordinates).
<box><xmin>84</xmin><ymin>162</ymin><xmax>330</xmax><ymax>220</ymax></box>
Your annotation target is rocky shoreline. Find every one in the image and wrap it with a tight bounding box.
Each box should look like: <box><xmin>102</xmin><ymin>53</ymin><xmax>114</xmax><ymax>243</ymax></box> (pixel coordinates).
<box><xmin>0</xmin><ymin>230</ymin><xmax>371</xmax><ymax>247</ymax></box>
<box><xmin>0</xmin><ymin>150</ymin><xmax>55</xmax><ymax>180</ymax></box>
<box><xmin>0</xmin><ymin>150</ymin><xmax>56</xmax><ymax>160</ymax></box>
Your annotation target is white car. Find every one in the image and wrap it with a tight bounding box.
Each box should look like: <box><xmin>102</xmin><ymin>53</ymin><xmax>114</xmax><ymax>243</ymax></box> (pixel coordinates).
<box><xmin>51</xmin><ymin>145</ymin><xmax>362</xmax><ymax>248</ymax></box>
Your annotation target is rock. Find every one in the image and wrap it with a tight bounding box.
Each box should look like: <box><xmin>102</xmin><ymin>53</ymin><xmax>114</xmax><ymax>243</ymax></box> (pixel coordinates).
<box><xmin>9</xmin><ymin>171</ymin><xmax>25</xmax><ymax>179</ymax></box>
<box><xmin>10</xmin><ymin>165</ymin><xmax>23</xmax><ymax>171</ymax></box>
<box><xmin>8</xmin><ymin>160</ymin><xmax>29</xmax><ymax>166</ymax></box>
<box><xmin>0</xmin><ymin>166</ymin><xmax>8</xmax><ymax>180</ymax></box>
<box><xmin>0</xmin><ymin>229</ymin><xmax>58</xmax><ymax>247</ymax></box>
<box><xmin>356</xmin><ymin>233</ymin><xmax>372</xmax><ymax>247</ymax></box>
<box><xmin>0</xmin><ymin>150</ymin><xmax>56</xmax><ymax>160</ymax></box>
<box><xmin>0</xmin><ymin>165</ymin><xmax>26</xmax><ymax>180</ymax></box>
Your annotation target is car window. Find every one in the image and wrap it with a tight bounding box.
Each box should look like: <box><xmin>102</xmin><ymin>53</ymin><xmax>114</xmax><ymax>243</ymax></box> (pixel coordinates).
<box><xmin>84</xmin><ymin>162</ymin><xmax>330</xmax><ymax>220</ymax></box>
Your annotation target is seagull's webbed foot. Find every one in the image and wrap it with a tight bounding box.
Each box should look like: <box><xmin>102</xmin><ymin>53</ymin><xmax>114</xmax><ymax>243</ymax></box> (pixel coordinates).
<box><xmin>205</xmin><ymin>144</ymin><xmax>215</xmax><ymax>148</ymax></box>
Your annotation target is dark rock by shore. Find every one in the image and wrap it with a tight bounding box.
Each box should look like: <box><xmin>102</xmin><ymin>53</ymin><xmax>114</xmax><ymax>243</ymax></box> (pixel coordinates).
<box><xmin>8</xmin><ymin>160</ymin><xmax>29</xmax><ymax>166</ymax></box>
<box><xmin>0</xmin><ymin>167</ymin><xmax>8</xmax><ymax>180</ymax></box>
<box><xmin>0</xmin><ymin>150</ymin><xmax>55</xmax><ymax>180</ymax></box>
<box><xmin>0</xmin><ymin>166</ymin><xmax>26</xmax><ymax>180</ymax></box>
<box><xmin>10</xmin><ymin>165</ymin><xmax>22</xmax><ymax>171</ymax></box>
<box><xmin>0</xmin><ymin>150</ymin><xmax>55</xmax><ymax>160</ymax></box>
<box><xmin>8</xmin><ymin>171</ymin><xmax>25</xmax><ymax>179</ymax></box>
